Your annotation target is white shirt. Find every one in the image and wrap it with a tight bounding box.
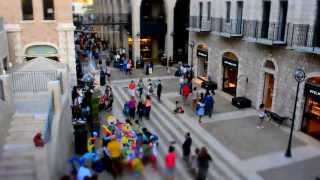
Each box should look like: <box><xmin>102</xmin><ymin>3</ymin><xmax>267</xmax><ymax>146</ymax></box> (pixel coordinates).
<box><xmin>77</xmin><ymin>166</ymin><xmax>92</xmax><ymax>180</ymax></box>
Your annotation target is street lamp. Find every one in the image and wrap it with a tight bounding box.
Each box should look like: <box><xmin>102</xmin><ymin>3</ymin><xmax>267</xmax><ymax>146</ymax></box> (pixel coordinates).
<box><xmin>189</xmin><ymin>40</ymin><xmax>195</xmax><ymax>68</ymax></box>
<box><xmin>285</xmin><ymin>68</ymin><xmax>306</xmax><ymax>158</ymax></box>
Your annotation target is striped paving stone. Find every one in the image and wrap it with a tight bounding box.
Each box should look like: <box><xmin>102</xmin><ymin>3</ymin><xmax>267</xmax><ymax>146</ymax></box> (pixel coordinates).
<box><xmin>113</xmin><ymin>85</ymin><xmax>193</xmax><ymax>180</ymax></box>
<box><xmin>118</xmin><ymin>86</ymin><xmax>230</xmax><ymax>180</ymax></box>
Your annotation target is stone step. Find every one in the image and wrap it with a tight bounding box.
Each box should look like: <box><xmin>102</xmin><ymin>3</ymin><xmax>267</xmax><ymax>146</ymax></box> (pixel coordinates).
<box><xmin>9</xmin><ymin>125</ymin><xmax>43</xmax><ymax>133</ymax></box>
<box><xmin>3</xmin><ymin>144</ymin><xmax>35</xmax><ymax>153</ymax></box>
<box><xmin>6</xmin><ymin>134</ymin><xmax>34</xmax><ymax>144</ymax></box>
<box><xmin>0</xmin><ymin>156</ymin><xmax>34</xmax><ymax>169</ymax></box>
<box><xmin>0</xmin><ymin>166</ymin><xmax>34</xmax><ymax>176</ymax></box>
<box><xmin>0</xmin><ymin>174</ymin><xmax>35</xmax><ymax>180</ymax></box>
<box><xmin>11</xmin><ymin>118</ymin><xmax>42</xmax><ymax>125</ymax></box>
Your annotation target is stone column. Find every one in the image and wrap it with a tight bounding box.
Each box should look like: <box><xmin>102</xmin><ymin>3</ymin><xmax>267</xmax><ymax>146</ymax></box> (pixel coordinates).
<box><xmin>5</xmin><ymin>24</ymin><xmax>22</xmax><ymax>64</ymax></box>
<box><xmin>48</xmin><ymin>81</ymin><xmax>62</xmax><ymax>113</ymax></box>
<box><xmin>131</xmin><ymin>0</ymin><xmax>141</xmax><ymax>68</ymax></box>
<box><xmin>0</xmin><ymin>74</ymin><xmax>13</xmax><ymax>107</ymax></box>
<box><xmin>165</xmin><ymin>6</ymin><xmax>174</xmax><ymax>60</ymax></box>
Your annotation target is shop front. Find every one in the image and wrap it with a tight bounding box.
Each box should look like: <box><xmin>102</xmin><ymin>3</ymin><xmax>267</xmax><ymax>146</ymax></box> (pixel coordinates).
<box><xmin>196</xmin><ymin>46</ymin><xmax>208</xmax><ymax>81</ymax></box>
<box><xmin>222</xmin><ymin>52</ymin><xmax>238</xmax><ymax>96</ymax></box>
<box><xmin>302</xmin><ymin>77</ymin><xmax>320</xmax><ymax>140</ymax></box>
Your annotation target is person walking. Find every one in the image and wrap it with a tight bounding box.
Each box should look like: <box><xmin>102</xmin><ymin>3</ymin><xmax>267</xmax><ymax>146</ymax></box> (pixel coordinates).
<box><xmin>128</xmin><ymin>96</ymin><xmax>137</xmax><ymax>121</ymax></box>
<box><xmin>137</xmin><ymin>100</ymin><xmax>144</xmax><ymax>122</ymax></box>
<box><xmin>107</xmin><ymin>136</ymin><xmax>123</xmax><ymax>178</ymax></box>
<box><xmin>203</xmin><ymin>93</ymin><xmax>214</xmax><ymax>118</ymax></box>
<box><xmin>257</xmin><ymin>103</ymin><xmax>266</xmax><ymax>129</ymax></box>
<box><xmin>190</xmin><ymin>148</ymin><xmax>200</xmax><ymax>177</ymax></box>
<box><xmin>196</xmin><ymin>102</ymin><xmax>205</xmax><ymax>123</ymax></box>
<box><xmin>196</xmin><ymin>147</ymin><xmax>212</xmax><ymax>180</ymax></box>
<box><xmin>157</xmin><ymin>80</ymin><xmax>162</xmax><ymax>101</ymax></box>
<box><xmin>182</xmin><ymin>132</ymin><xmax>192</xmax><ymax>163</ymax></box>
<box><xmin>165</xmin><ymin>145</ymin><xmax>176</xmax><ymax>180</ymax></box>
<box><xmin>144</xmin><ymin>95</ymin><xmax>152</xmax><ymax>120</ymax></box>
<box><xmin>181</xmin><ymin>83</ymin><xmax>191</xmax><ymax>104</ymax></box>
<box><xmin>137</xmin><ymin>78</ymin><xmax>144</xmax><ymax>99</ymax></box>
<box><xmin>191</xmin><ymin>87</ymin><xmax>199</xmax><ymax>111</ymax></box>
<box><xmin>128</xmin><ymin>80</ymin><xmax>136</xmax><ymax>97</ymax></box>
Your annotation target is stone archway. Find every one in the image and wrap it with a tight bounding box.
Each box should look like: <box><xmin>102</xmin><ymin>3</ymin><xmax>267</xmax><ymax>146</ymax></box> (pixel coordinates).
<box><xmin>173</xmin><ymin>0</ymin><xmax>190</xmax><ymax>64</ymax></box>
<box><xmin>140</xmin><ymin>0</ymin><xmax>167</xmax><ymax>64</ymax></box>
<box><xmin>24</xmin><ymin>44</ymin><xmax>59</xmax><ymax>61</ymax></box>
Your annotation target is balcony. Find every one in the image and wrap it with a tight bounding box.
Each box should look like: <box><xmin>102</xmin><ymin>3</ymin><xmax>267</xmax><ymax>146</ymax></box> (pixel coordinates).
<box><xmin>287</xmin><ymin>24</ymin><xmax>320</xmax><ymax>55</ymax></box>
<box><xmin>79</xmin><ymin>13</ymin><xmax>130</xmax><ymax>25</ymax></box>
<box><xmin>213</xmin><ymin>18</ymin><xmax>243</xmax><ymax>38</ymax></box>
<box><xmin>187</xmin><ymin>16</ymin><xmax>212</xmax><ymax>33</ymax></box>
<box><xmin>243</xmin><ymin>20</ymin><xmax>287</xmax><ymax>46</ymax></box>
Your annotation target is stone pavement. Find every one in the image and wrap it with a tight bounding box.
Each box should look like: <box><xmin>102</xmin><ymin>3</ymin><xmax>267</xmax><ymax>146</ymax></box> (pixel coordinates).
<box><xmin>87</xmin><ymin>55</ymin><xmax>320</xmax><ymax>180</ymax></box>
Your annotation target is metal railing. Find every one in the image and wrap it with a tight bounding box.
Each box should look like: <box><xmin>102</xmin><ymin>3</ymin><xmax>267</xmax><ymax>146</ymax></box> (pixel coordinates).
<box><xmin>287</xmin><ymin>24</ymin><xmax>320</xmax><ymax>51</ymax></box>
<box><xmin>243</xmin><ymin>20</ymin><xmax>288</xmax><ymax>43</ymax></box>
<box><xmin>213</xmin><ymin>18</ymin><xmax>243</xmax><ymax>35</ymax></box>
<box><xmin>43</xmin><ymin>92</ymin><xmax>54</xmax><ymax>143</ymax></box>
<box><xmin>79</xmin><ymin>13</ymin><xmax>130</xmax><ymax>25</ymax></box>
<box><xmin>188</xmin><ymin>16</ymin><xmax>212</xmax><ymax>32</ymax></box>
<box><xmin>0</xmin><ymin>79</ymin><xmax>4</xmax><ymax>101</ymax></box>
<box><xmin>11</xmin><ymin>71</ymin><xmax>59</xmax><ymax>95</ymax></box>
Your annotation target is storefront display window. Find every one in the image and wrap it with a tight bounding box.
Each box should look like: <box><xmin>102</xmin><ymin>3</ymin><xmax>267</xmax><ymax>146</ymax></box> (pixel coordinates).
<box><xmin>302</xmin><ymin>77</ymin><xmax>320</xmax><ymax>140</ymax></box>
<box><xmin>222</xmin><ymin>52</ymin><xmax>238</xmax><ymax>96</ymax></box>
<box><xmin>196</xmin><ymin>45</ymin><xmax>208</xmax><ymax>81</ymax></box>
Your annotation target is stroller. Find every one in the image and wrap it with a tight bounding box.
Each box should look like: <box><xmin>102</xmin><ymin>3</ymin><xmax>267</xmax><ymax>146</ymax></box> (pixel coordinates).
<box><xmin>123</xmin><ymin>102</ymin><xmax>130</xmax><ymax>116</ymax></box>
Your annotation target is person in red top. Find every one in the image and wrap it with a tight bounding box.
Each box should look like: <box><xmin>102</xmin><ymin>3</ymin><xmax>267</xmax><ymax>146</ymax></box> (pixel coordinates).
<box><xmin>165</xmin><ymin>145</ymin><xmax>176</xmax><ymax>180</ymax></box>
<box><xmin>181</xmin><ymin>83</ymin><xmax>190</xmax><ymax>104</ymax></box>
<box><xmin>128</xmin><ymin>80</ymin><xmax>136</xmax><ymax>97</ymax></box>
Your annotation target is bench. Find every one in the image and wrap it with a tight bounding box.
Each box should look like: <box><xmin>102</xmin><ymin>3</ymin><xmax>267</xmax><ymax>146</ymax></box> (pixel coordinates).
<box><xmin>265</xmin><ymin>110</ymin><xmax>290</xmax><ymax>126</ymax></box>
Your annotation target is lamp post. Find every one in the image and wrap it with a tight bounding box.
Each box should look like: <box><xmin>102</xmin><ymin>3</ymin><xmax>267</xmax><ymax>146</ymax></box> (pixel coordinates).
<box><xmin>189</xmin><ymin>40</ymin><xmax>195</xmax><ymax>68</ymax></box>
<box><xmin>285</xmin><ymin>68</ymin><xmax>306</xmax><ymax>158</ymax></box>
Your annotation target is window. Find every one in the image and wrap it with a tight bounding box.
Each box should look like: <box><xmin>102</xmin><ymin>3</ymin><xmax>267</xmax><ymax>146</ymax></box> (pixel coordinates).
<box><xmin>199</xmin><ymin>2</ymin><xmax>203</xmax><ymax>28</ymax></box>
<box><xmin>226</xmin><ymin>1</ymin><xmax>231</xmax><ymax>23</ymax></box>
<box><xmin>43</xmin><ymin>0</ymin><xmax>55</xmax><ymax>20</ymax></box>
<box><xmin>22</xmin><ymin>0</ymin><xmax>34</xmax><ymax>20</ymax></box>
<box><xmin>207</xmin><ymin>1</ymin><xmax>211</xmax><ymax>20</ymax></box>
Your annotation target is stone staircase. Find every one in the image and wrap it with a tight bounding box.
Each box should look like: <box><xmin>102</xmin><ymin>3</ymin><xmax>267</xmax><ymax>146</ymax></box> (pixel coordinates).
<box><xmin>0</xmin><ymin>115</ymin><xmax>44</xmax><ymax>180</ymax></box>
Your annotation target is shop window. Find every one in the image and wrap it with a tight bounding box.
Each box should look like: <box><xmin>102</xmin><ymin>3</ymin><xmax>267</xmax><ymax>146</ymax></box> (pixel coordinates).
<box><xmin>43</xmin><ymin>0</ymin><xmax>55</xmax><ymax>20</ymax></box>
<box><xmin>264</xmin><ymin>60</ymin><xmax>275</xmax><ymax>70</ymax></box>
<box><xmin>22</xmin><ymin>0</ymin><xmax>34</xmax><ymax>20</ymax></box>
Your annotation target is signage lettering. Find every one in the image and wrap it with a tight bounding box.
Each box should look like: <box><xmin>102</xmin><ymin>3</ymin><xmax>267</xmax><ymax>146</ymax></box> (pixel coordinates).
<box><xmin>197</xmin><ymin>50</ymin><xmax>208</xmax><ymax>58</ymax></box>
<box><xmin>223</xmin><ymin>58</ymin><xmax>238</xmax><ymax>68</ymax></box>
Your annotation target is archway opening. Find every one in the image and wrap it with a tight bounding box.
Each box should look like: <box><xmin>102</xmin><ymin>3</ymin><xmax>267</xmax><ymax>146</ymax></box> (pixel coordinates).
<box><xmin>140</xmin><ymin>0</ymin><xmax>166</xmax><ymax>64</ymax></box>
<box><xmin>173</xmin><ymin>0</ymin><xmax>190</xmax><ymax>64</ymax></box>
<box><xmin>222</xmin><ymin>52</ymin><xmax>238</xmax><ymax>96</ymax></box>
<box><xmin>302</xmin><ymin>77</ymin><xmax>320</xmax><ymax>140</ymax></box>
<box><xmin>196</xmin><ymin>44</ymin><xmax>208</xmax><ymax>81</ymax></box>
<box><xmin>25</xmin><ymin>45</ymin><xmax>58</xmax><ymax>61</ymax></box>
<box><xmin>262</xmin><ymin>60</ymin><xmax>276</xmax><ymax>109</ymax></box>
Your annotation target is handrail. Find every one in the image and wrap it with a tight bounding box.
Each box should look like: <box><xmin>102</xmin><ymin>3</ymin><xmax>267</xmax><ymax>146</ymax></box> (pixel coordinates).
<box><xmin>43</xmin><ymin>92</ymin><xmax>54</xmax><ymax>143</ymax></box>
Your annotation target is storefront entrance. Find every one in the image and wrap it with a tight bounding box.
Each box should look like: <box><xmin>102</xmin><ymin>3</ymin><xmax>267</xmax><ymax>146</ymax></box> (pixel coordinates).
<box><xmin>302</xmin><ymin>77</ymin><xmax>320</xmax><ymax>140</ymax></box>
<box><xmin>222</xmin><ymin>52</ymin><xmax>238</xmax><ymax>96</ymax></box>
<box><xmin>263</xmin><ymin>73</ymin><xmax>274</xmax><ymax>109</ymax></box>
<box><xmin>197</xmin><ymin>48</ymin><xmax>208</xmax><ymax>81</ymax></box>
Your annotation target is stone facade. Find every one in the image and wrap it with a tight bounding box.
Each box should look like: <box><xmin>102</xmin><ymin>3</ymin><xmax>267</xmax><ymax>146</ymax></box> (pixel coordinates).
<box><xmin>189</xmin><ymin>0</ymin><xmax>320</xmax><ymax>130</ymax></box>
<box><xmin>0</xmin><ymin>0</ymin><xmax>76</xmax><ymax>85</ymax></box>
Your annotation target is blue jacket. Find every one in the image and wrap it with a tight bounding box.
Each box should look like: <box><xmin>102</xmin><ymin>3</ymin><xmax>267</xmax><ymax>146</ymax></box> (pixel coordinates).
<box><xmin>203</xmin><ymin>95</ymin><xmax>214</xmax><ymax>107</ymax></box>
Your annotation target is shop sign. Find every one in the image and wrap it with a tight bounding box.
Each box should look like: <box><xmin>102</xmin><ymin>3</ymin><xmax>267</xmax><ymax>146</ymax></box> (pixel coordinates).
<box><xmin>223</xmin><ymin>57</ymin><xmax>238</xmax><ymax>68</ymax></box>
<box><xmin>197</xmin><ymin>49</ymin><xmax>208</xmax><ymax>58</ymax></box>
<box><xmin>305</xmin><ymin>83</ymin><xmax>320</xmax><ymax>100</ymax></box>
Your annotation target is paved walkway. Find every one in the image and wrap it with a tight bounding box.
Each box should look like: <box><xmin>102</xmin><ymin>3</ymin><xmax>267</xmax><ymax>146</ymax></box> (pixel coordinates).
<box><xmin>89</xmin><ymin>53</ymin><xmax>320</xmax><ymax>180</ymax></box>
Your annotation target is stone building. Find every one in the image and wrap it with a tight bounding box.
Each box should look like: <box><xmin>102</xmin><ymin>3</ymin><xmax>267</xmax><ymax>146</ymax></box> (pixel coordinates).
<box><xmin>0</xmin><ymin>0</ymin><xmax>77</xmax><ymax>85</ymax></box>
<box><xmin>0</xmin><ymin>18</ymin><xmax>9</xmax><ymax>73</ymax></box>
<box><xmin>189</xmin><ymin>0</ymin><xmax>320</xmax><ymax>139</ymax></box>
<box><xmin>89</xmin><ymin>0</ymin><xmax>191</xmax><ymax>65</ymax></box>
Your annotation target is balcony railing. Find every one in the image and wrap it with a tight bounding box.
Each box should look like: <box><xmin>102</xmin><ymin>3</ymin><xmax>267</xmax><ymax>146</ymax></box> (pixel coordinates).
<box><xmin>243</xmin><ymin>20</ymin><xmax>288</xmax><ymax>45</ymax></box>
<box><xmin>78</xmin><ymin>13</ymin><xmax>130</xmax><ymax>25</ymax></box>
<box><xmin>287</xmin><ymin>24</ymin><xmax>320</xmax><ymax>54</ymax></box>
<box><xmin>212</xmin><ymin>18</ymin><xmax>243</xmax><ymax>38</ymax></box>
<box><xmin>188</xmin><ymin>16</ymin><xmax>212</xmax><ymax>32</ymax></box>
<box><xmin>0</xmin><ymin>17</ymin><xmax>3</xmax><ymax>31</ymax></box>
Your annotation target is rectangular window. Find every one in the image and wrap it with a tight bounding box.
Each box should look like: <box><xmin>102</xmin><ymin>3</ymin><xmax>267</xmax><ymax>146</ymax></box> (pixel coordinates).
<box><xmin>207</xmin><ymin>1</ymin><xmax>211</xmax><ymax>20</ymax></box>
<box><xmin>22</xmin><ymin>0</ymin><xmax>34</xmax><ymax>20</ymax></box>
<box><xmin>199</xmin><ymin>2</ymin><xmax>203</xmax><ymax>28</ymax></box>
<box><xmin>43</xmin><ymin>0</ymin><xmax>55</xmax><ymax>20</ymax></box>
<box><xmin>226</xmin><ymin>1</ymin><xmax>231</xmax><ymax>23</ymax></box>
